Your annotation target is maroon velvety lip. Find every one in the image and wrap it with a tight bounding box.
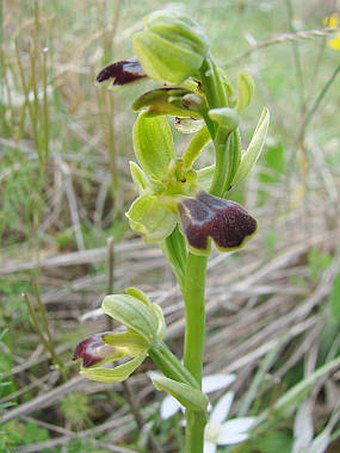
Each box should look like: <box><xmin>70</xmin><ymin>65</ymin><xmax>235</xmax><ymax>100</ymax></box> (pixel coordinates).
<box><xmin>73</xmin><ymin>332</ymin><xmax>116</xmax><ymax>368</ymax></box>
<box><xmin>178</xmin><ymin>191</ymin><xmax>257</xmax><ymax>252</ymax></box>
<box><xmin>96</xmin><ymin>59</ymin><xmax>147</xmax><ymax>86</ymax></box>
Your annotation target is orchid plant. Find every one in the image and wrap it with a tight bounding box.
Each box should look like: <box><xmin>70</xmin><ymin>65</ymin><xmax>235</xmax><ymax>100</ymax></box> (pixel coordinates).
<box><xmin>73</xmin><ymin>8</ymin><xmax>269</xmax><ymax>452</ymax></box>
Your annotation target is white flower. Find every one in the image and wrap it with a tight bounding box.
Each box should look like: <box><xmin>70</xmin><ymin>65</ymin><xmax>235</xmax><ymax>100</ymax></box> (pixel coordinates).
<box><xmin>292</xmin><ymin>399</ymin><xmax>336</xmax><ymax>453</ymax></box>
<box><xmin>204</xmin><ymin>391</ymin><xmax>257</xmax><ymax>453</ymax></box>
<box><xmin>160</xmin><ymin>373</ymin><xmax>236</xmax><ymax>420</ymax></box>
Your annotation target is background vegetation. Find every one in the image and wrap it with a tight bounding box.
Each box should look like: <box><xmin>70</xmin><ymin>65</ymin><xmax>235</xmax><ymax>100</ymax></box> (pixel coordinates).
<box><xmin>1</xmin><ymin>0</ymin><xmax>339</xmax><ymax>451</ymax></box>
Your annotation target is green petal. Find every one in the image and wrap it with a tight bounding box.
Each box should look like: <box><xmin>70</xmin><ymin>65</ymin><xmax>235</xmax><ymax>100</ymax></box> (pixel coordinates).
<box><xmin>80</xmin><ymin>353</ymin><xmax>147</xmax><ymax>383</ymax></box>
<box><xmin>134</xmin><ymin>111</ymin><xmax>175</xmax><ymax>180</ymax></box>
<box><xmin>129</xmin><ymin>161</ymin><xmax>149</xmax><ymax>194</ymax></box>
<box><xmin>126</xmin><ymin>194</ymin><xmax>177</xmax><ymax>242</ymax></box>
<box><xmin>236</xmin><ymin>71</ymin><xmax>254</xmax><ymax>113</ymax></box>
<box><xmin>103</xmin><ymin>331</ymin><xmax>149</xmax><ymax>357</ymax></box>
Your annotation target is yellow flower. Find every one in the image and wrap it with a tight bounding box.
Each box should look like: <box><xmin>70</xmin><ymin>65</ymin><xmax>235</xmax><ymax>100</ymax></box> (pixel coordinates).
<box><xmin>323</xmin><ymin>13</ymin><xmax>338</xmax><ymax>28</ymax></box>
<box><xmin>323</xmin><ymin>13</ymin><xmax>340</xmax><ymax>50</ymax></box>
<box><xmin>328</xmin><ymin>33</ymin><xmax>340</xmax><ymax>50</ymax></box>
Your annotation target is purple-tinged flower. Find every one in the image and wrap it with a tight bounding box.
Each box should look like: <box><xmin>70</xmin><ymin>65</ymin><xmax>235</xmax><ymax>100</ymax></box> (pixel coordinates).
<box><xmin>73</xmin><ymin>332</ymin><xmax>117</xmax><ymax>368</ymax></box>
<box><xmin>178</xmin><ymin>191</ymin><xmax>257</xmax><ymax>254</ymax></box>
<box><xmin>96</xmin><ymin>58</ymin><xmax>146</xmax><ymax>86</ymax></box>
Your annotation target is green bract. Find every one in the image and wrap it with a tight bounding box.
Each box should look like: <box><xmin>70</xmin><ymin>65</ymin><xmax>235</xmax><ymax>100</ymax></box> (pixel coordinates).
<box><xmin>151</xmin><ymin>375</ymin><xmax>208</xmax><ymax>411</ymax></box>
<box><xmin>232</xmin><ymin>107</ymin><xmax>270</xmax><ymax>187</ymax></box>
<box><xmin>133</xmin><ymin>9</ymin><xmax>209</xmax><ymax>83</ymax></box>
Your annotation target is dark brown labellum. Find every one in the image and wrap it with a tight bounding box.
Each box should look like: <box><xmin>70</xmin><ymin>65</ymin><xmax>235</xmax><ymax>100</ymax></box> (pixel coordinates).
<box><xmin>178</xmin><ymin>191</ymin><xmax>257</xmax><ymax>253</ymax></box>
<box><xmin>73</xmin><ymin>332</ymin><xmax>115</xmax><ymax>367</ymax></box>
<box><xmin>96</xmin><ymin>59</ymin><xmax>146</xmax><ymax>86</ymax></box>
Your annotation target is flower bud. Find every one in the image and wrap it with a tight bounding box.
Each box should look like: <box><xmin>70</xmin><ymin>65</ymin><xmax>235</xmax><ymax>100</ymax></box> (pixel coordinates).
<box><xmin>133</xmin><ymin>9</ymin><xmax>209</xmax><ymax>83</ymax></box>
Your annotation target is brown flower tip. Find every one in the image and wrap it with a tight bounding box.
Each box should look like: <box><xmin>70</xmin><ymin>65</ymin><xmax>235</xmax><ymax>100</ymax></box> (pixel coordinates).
<box><xmin>178</xmin><ymin>191</ymin><xmax>257</xmax><ymax>254</ymax></box>
<box><xmin>96</xmin><ymin>59</ymin><xmax>146</xmax><ymax>86</ymax></box>
<box><xmin>73</xmin><ymin>332</ymin><xmax>116</xmax><ymax>368</ymax></box>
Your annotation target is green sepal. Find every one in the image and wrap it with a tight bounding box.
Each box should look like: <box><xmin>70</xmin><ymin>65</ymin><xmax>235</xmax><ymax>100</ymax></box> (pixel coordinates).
<box><xmin>208</xmin><ymin>107</ymin><xmax>239</xmax><ymax>132</ymax></box>
<box><xmin>124</xmin><ymin>288</ymin><xmax>166</xmax><ymax>340</ymax></box>
<box><xmin>133</xmin><ymin>9</ymin><xmax>208</xmax><ymax>84</ymax></box>
<box><xmin>102</xmin><ymin>293</ymin><xmax>161</xmax><ymax>343</ymax></box>
<box><xmin>145</xmin><ymin>9</ymin><xmax>208</xmax><ymax>56</ymax></box>
<box><xmin>129</xmin><ymin>161</ymin><xmax>149</xmax><ymax>194</ymax></box>
<box><xmin>125</xmin><ymin>287</ymin><xmax>152</xmax><ymax>306</ymax></box>
<box><xmin>151</xmin><ymin>375</ymin><xmax>208</xmax><ymax>411</ymax></box>
<box><xmin>231</xmin><ymin>107</ymin><xmax>270</xmax><ymax>187</ymax></box>
<box><xmin>197</xmin><ymin>164</ymin><xmax>215</xmax><ymax>192</ymax></box>
<box><xmin>126</xmin><ymin>194</ymin><xmax>177</xmax><ymax>242</ymax></box>
<box><xmin>236</xmin><ymin>71</ymin><xmax>254</xmax><ymax>113</ymax></box>
<box><xmin>132</xmin><ymin>88</ymin><xmax>203</xmax><ymax>118</ymax></box>
<box><xmin>80</xmin><ymin>353</ymin><xmax>147</xmax><ymax>383</ymax></box>
<box><xmin>134</xmin><ymin>111</ymin><xmax>175</xmax><ymax>180</ymax></box>
<box><xmin>133</xmin><ymin>31</ymin><xmax>204</xmax><ymax>84</ymax></box>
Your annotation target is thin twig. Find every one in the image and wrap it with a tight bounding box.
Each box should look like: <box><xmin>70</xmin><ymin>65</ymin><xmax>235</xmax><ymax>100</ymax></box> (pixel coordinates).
<box><xmin>226</xmin><ymin>27</ymin><xmax>339</xmax><ymax>67</ymax></box>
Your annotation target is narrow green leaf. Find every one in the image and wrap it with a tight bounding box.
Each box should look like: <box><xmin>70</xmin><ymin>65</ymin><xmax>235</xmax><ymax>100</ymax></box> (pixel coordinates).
<box><xmin>151</xmin><ymin>375</ymin><xmax>208</xmax><ymax>411</ymax></box>
<box><xmin>257</xmin><ymin>356</ymin><xmax>340</xmax><ymax>422</ymax></box>
<box><xmin>330</xmin><ymin>274</ymin><xmax>340</xmax><ymax>322</ymax></box>
<box><xmin>231</xmin><ymin>107</ymin><xmax>270</xmax><ymax>186</ymax></box>
<box><xmin>126</xmin><ymin>194</ymin><xmax>177</xmax><ymax>242</ymax></box>
<box><xmin>80</xmin><ymin>353</ymin><xmax>147</xmax><ymax>383</ymax></box>
<box><xmin>133</xmin><ymin>111</ymin><xmax>175</xmax><ymax>180</ymax></box>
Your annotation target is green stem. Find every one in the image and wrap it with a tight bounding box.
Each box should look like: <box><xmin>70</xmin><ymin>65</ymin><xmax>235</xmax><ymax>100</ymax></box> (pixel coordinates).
<box><xmin>183</xmin><ymin>252</ymin><xmax>208</xmax><ymax>452</ymax></box>
<box><xmin>209</xmin><ymin>128</ymin><xmax>230</xmax><ymax>196</ymax></box>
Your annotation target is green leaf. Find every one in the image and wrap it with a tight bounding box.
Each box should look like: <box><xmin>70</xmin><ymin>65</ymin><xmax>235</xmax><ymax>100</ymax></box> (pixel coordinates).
<box><xmin>258</xmin><ymin>356</ymin><xmax>340</xmax><ymax>422</ymax></box>
<box><xmin>129</xmin><ymin>161</ymin><xmax>149</xmax><ymax>194</ymax></box>
<box><xmin>236</xmin><ymin>71</ymin><xmax>254</xmax><ymax>113</ymax></box>
<box><xmin>126</xmin><ymin>194</ymin><xmax>177</xmax><ymax>242</ymax></box>
<box><xmin>102</xmin><ymin>294</ymin><xmax>160</xmax><ymax>342</ymax></box>
<box><xmin>330</xmin><ymin>274</ymin><xmax>340</xmax><ymax>322</ymax></box>
<box><xmin>80</xmin><ymin>353</ymin><xmax>147</xmax><ymax>383</ymax></box>
<box><xmin>151</xmin><ymin>375</ymin><xmax>208</xmax><ymax>411</ymax></box>
<box><xmin>231</xmin><ymin>107</ymin><xmax>270</xmax><ymax>187</ymax></box>
<box><xmin>134</xmin><ymin>111</ymin><xmax>175</xmax><ymax>180</ymax></box>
